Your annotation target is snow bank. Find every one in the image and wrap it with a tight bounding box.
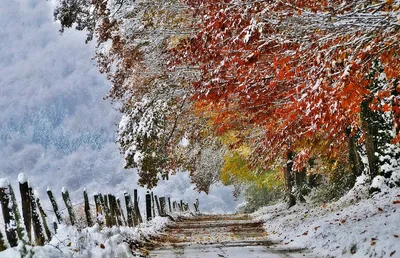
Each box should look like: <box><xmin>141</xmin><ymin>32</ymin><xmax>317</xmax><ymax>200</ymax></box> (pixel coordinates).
<box><xmin>0</xmin><ymin>217</ymin><xmax>170</xmax><ymax>258</ymax></box>
<box><xmin>252</xmin><ymin>187</ymin><xmax>400</xmax><ymax>258</ymax></box>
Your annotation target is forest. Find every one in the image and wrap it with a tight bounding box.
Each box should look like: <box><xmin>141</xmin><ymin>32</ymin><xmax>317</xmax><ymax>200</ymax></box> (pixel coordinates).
<box><xmin>54</xmin><ymin>0</ymin><xmax>400</xmax><ymax>210</ymax></box>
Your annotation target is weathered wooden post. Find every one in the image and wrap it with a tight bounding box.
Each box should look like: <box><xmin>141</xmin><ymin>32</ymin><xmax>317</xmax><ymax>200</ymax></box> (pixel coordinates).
<box><xmin>8</xmin><ymin>182</ymin><xmax>24</xmax><ymax>240</ymax></box>
<box><xmin>107</xmin><ymin>194</ymin><xmax>116</xmax><ymax>226</ymax></box>
<box><xmin>194</xmin><ymin>198</ymin><xmax>199</xmax><ymax>212</ymax></box>
<box><xmin>35</xmin><ymin>192</ymin><xmax>51</xmax><ymax>241</ymax></box>
<box><xmin>28</xmin><ymin>187</ymin><xmax>45</xmax><ymax>246</ymax></box>
<box><xmin>0</xmin><ymin>179</ymin><xmax>18</xmax><ymax>247</ymax></box>
<box><xmin>83</xmin><ymin>189</ymin><xmax>93</xmax><ymax>227</ymax></box>
<box><xmin>124</xmin><ymin>191</ymin><xmax>134</xmax><ymax>227</ymax></box>
<box><xmin>104</xmin><ymin>195</ymin><xmax>109</xmax><ymax>211</ymax></box>
<box><xmin>19</xmin><ymin>173</ymin><xmax>32</xmax><ymax>243</ymax></box>
<box><xmin>159</xmin><ymin>196</ymin><xmax>166</xmax><ymax>215</ymax></box>
<box><xmin>53</xmin><ymin>218</ymin><xmax>58</xmax><ymax>234</ymax></box>
<box><xmin>0</xmin><ymin>231</ymin><xmax>7</xmax><ymax>251</ymax></box>
<box><xmin>168</xmin><ymin>197</ymin><xmax>172</xmax><ymax>213</ymax></box>
<box><xmin>154</xmin><ymin>195</ymin><xmax>162</xmax><ymax>216</ymax></box>
<box><xmin>93</xmin><ymin>193</ymin><xmax>103</xmax><ymax>225</ymax></box>
<box><xmin>134</xmin><ymin>189</ymin><xmax>142</xmax><ymax>223</ymax></box>
<box><xmin>180</xmin><ymin>200</ymin><xmax>184</xmax><ymax>212</ymax></box>
<box><xmin>99</xmin><ymin>194</ymin><xmax>111</xmax><ymax>227</ymax></box>
<box><xmin>110</xmin><ymin>195</ymin><xmax>121</xmax><ymax>226</ymax></box>
<box><xmin>116</xmin><ymin>198</ymin><xmax>127</xmax><ymax>226</ymax></box>
<box><xmin>109</xmin><ymin>195</ymin><xmax>122</xmax><ymax>226</ymax></box>
<box><xmin>61</xmin><ymin>187</ymin><xmax>76</xmax><ymax>226</ymax></box>
<box><xmin>151</xmin><ymin>192</ymin><xmax>156</xmax><ymax>217</ymax></box>
<box><xmin>47</xmin><ymin>187</ymin><xmax>62</xmax><ymax>224</ymax></box>
<box><xmin>146</xmin><ymin>191</ymin><xmax>152</xmax><ymax>221</ymax></box>
<box><xmin>173</xmin><ymin>201</ymin><xmax>177</xmax><ymax>211</ymax></box>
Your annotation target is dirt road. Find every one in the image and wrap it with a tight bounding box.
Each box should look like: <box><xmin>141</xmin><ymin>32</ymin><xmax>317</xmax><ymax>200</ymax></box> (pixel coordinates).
<box><xmin>146</xmin><ymin>214</ymin><xmax>314</xmax><ymax>258</ymax></box>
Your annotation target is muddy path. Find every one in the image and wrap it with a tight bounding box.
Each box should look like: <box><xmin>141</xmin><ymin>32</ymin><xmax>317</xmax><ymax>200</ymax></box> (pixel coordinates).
<box><xmin>144</xmin><ymin>214</ymin><xmax>314</xmax><ymax>258</ymax></box>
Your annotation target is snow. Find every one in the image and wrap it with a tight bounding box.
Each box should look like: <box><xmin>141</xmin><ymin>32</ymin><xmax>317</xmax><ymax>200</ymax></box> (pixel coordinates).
<box><xmin>61</xmin><ymin>187</ymin><xmax>67</xmax><ymax>194</ymax></box>
<box><xmin>371</xmin><ymin>176</ymin><xmax>386</xmax><ymax>190</ymax></box>
<box><xmin>179</xmin><ymin>137</ymin><xmax>189</xmax><ymax>147</ymax></box>
<box><xmin>0</xmin><ymin>216</ymin><xmax>171</xmax><ymax>258</ymax></box>
<box><xmin>252</xmin><ymin>186</ymin><xmax>400</xmax><ymax>258</ymax></box>
<box><xmin>17</xmin><ymin>173</ymin><xmax>27</xmax><ymax>184</ymax></box>
<box><xmin>33</xmin><ymin>190</ymin><xmax>40</xmax><ymax>199</ymax></box>
<box><xmin>0</xmin><ymin>178</ymin><xmax>9</xmax><ymax>188</ymax></box>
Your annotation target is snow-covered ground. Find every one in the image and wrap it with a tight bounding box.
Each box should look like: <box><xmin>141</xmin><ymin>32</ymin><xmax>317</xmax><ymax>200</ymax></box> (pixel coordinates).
<box><xmin>252</xmin><ymin>185</ymin><xmax>400</xmax><ymax>258</ymax></box>
<box><xmin>0</xmin><ymin>216</ymin><xmax>173</xmax><ymax>258</ymax></box>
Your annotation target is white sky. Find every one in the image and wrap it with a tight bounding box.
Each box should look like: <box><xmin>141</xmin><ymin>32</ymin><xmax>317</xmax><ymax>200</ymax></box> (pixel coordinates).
<box><xmin>0</xmin><ymin>0</ymin><xmax>238</xmax><ymax>213</ymax></box>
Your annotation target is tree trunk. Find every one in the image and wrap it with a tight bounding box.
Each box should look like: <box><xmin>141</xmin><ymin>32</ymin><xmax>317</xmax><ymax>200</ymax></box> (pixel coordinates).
<box><xmin>347</xmin><ymin>128</ymin><xmax>364</xmax><ymax>185</ymax></box>
<box><xmin>285</xmin><ymin>150</ymin><xmax>296</xmax><ymax>208</ymax></box>
<box><xmin>361</xmin><ymin>97</ymin><xmax>379</xmax><ymax>179</ymax></box>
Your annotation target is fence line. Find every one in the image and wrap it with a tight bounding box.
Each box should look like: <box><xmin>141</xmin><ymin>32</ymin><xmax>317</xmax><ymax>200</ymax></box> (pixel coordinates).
<box><xmin>0</xmin><ymin>173</ymin><xmax>197</xmax><ymax>250</ymax></box>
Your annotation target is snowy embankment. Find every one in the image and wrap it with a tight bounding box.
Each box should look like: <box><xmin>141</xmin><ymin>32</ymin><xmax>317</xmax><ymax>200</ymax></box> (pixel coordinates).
<box><xmin>0</xmin><ymin>216</ymin><xmax>175</xmax><ymax>258</ymax></box>
<box><xmin>252</xmin><ymin>185</ymin><xmax>400</xmax><ymax>257</ymax></box>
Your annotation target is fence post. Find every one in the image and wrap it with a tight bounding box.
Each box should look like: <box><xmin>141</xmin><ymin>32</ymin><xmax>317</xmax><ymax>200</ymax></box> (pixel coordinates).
<box><xmin>194</xmin><ymin>198</ymin><xmax>199</xmax><ymax>212</ymax></box>
<box><xmin>83</xmin><ymin>189</ymin><xmax>93</xmax><ymax>227</ymax></box>
<box><xmin>61</xmin><ymin>187</ymin><xmax>76</xmax><ymax>226</ymax></box>
<box><xmin>47</xmin><ymin>188</ymin><xmax>62</xmax><ymax>224</ymax></box>
<box><xmin>151</xmin><ymin>192</ymin><xmax>155</xmax><ymax>217</ymax></box>
<box><xmin>159</xmin><ymin>196</ymin><xmax>166</xmax><ymax>215</ymax></box>
<box><xmin>28</xmin><ymin>187</ymin><xmax>45</xmax><ymax>246</ymax></box>
<box><xmin>93</xmin><ymin>193</ymin><xmax>103</xmax><ymax>226</ymax></box>
<box><xmin>35</xmin><ymin>193</ymin><xmax>51</xmax><ymax>241</ymax></box>
<box><xmin>0</xmin><ymin>179</ymin><xmax>18</xmax><ymax>247</ymax></box>
<box><xmin>8</xmin><ymin>183</ymin><xmax>24</xmax><ymax>240</ymax></box>
<box><xmin>168</xmin><ymin>197</ymin><xmax>172</xmax><ymax>213</ymax></box>
<box><xmin>146</xmin><ymin>191</ymin><xmax>152</xmax><ymax>221</ymax></box>
<box><xmin>116</xmin><ymin>198</ymin><xmax>126</xmax><ymax>226</ymax></box>
<box><xmin>180</xmin><ymin>200</ymin><xmax>184</xmax><ymax>212</ymax></box>
<box><xmin>99</xmin><ymin>194</ymin><xmax>111</xmax><ymax>227</ymax></box>
<box><xmin>107</xmin><ymin>194</ymin><xmax>116</xmax><ymax>226</ymax></box>
<box><xmin>19</xmin><ymin>173</ymin><xmax>32</xmax><ymax>243</ymax></box>
<box><xmin>134</xmin><ymin>189</ymin><xmax>142</xmax><ymax>223</ymax></box>
<box><xmin>124</xmin><ymin>192</ymin><xmax>134</xmax><ymax>227</ymax></box>
<box><xmin>154</xmin><ymin>195</ymin><xmax>161</xmax><ymax>216</ymax></box>
<box><xmin>53</xmin><ymin>217</ymin><xmax>58</xmax><ymax>234</ymax></box>
<box><xmin>0</xmin><ymin>231</ymin><xmax>7</xmax><ymax>251</ymax></box>
<box><xmin>104</xmin><ymin>195</ymin><xmax>109</xmax><ymax>211</ymax></box>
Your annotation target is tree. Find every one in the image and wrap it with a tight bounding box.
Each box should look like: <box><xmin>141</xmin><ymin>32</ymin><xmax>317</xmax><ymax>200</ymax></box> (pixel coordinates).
<box><xmin>53</xmin><ymin>0</ymin><xmax>227</xmax><ymax>189</ymax></box>
<box><xmin>54</xmin><ymin>0</ymin><xmax>400</xmax><ymax>196</ymax></box>
<box><xmin>171</xmin><ymin>0</ymin><xmax>400</xmax><ymax>199</ymax></box>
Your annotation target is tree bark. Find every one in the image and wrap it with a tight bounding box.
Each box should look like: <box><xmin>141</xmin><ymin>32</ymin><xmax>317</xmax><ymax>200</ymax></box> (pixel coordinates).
<box><xmin>285</xmin><ymin>150</ymin><xmax>296</xmax><ymax>208</ymax></box>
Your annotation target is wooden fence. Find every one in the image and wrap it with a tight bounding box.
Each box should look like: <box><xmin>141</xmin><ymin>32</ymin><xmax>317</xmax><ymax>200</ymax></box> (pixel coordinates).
<box><xmin>0</xmin><ymin>174</ymin><xmax>198</xmax><ymax>251</ymax></box>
